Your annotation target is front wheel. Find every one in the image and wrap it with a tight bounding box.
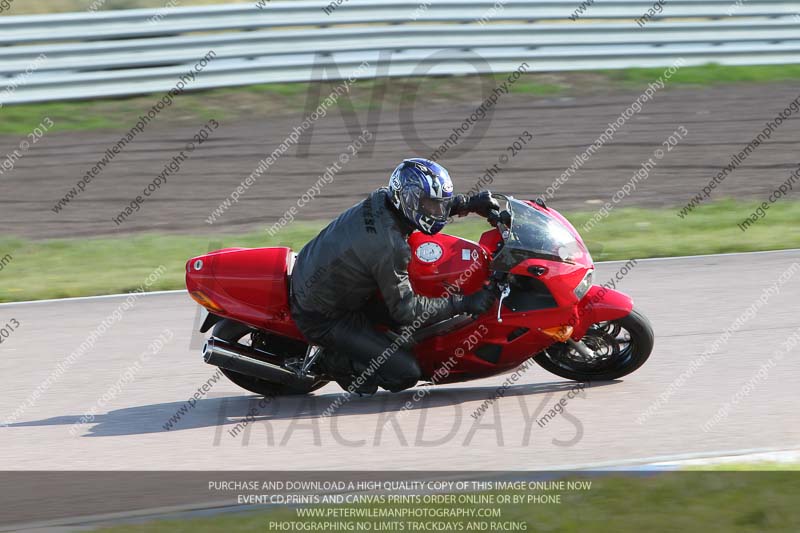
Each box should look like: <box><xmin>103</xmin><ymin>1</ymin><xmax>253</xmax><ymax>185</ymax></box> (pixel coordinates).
<box><xmin>212</xmin><ymin>319</ymin><xmax>328</xmax><ymax>396</ymax></box>
<box><xmin>533</xmin><ymin>308</ymin><xmax>654</xmax><ymax>381</ymax></box>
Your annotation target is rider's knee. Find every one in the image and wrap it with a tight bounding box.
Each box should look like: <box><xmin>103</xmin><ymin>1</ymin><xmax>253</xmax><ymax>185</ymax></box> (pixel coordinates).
<box><xmin>384</xmin><ymin>354</ymin><xmax>421</xmax><ymax>392</ymax></box>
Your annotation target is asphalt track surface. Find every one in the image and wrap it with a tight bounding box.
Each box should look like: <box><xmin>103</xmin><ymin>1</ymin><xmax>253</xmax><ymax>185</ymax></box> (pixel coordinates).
<box><xmin>2</xmin><ymin>82</ymin><xmax>800</xmax><ymax>239</ymax></box>
<box><xmin>3</xmin><ymin>249</ymin><xmax>799</xmax><ymax>474</ymax></box>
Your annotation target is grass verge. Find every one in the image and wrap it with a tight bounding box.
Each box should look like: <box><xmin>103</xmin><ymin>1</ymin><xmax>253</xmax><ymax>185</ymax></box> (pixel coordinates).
<box><xmin>0</xmin><ymin>199</ymin><xmax>798</xmax><ymax>303</ymax></box>
<box><xmin>2</xmin><ymin>64</ymin><xmax>800</xmax><ymax>135</ymax></box>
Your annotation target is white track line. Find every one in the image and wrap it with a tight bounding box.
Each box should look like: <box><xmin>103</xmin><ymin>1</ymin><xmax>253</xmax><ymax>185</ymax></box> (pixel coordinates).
<box><xmin>649</xmin><ymin>448</ymin><xmax>800</xmax><ymax>468</ymax></box>
<box><xmin>599</xmin><ymin>247</ymin><xmax>800</xmax><ymax>264</ymax></box>
<box><xmin>1</xmin><ymin>248</ymin><xmax>798</xmax><ymax>308</ymax></box>
<box><xmin>554</xmin><ymin>446</ymin><xmax>800</xmax><ymax>471</ymax></box>
<box><xmin>0</xmin><ymin>289</ymin><xmax>185</xmax><ymax>307</ymax></box>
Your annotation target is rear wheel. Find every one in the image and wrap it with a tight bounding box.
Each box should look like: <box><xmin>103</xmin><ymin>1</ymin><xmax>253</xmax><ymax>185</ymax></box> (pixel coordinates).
<box><xmin>212</xmin><ymin>319</ymin><xmax>328</xmax><ymax>396</ymax></box>
<box><xmin>533</xmin><ymin>308</ymin><xmax>654</xmax><ymax>381</ymax></box>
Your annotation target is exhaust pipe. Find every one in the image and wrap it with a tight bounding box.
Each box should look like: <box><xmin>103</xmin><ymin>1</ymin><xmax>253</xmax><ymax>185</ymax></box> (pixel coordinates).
<box><xmin>203</xmin><ymin>337</ymin><xmax>316</xmax><ymax>387</ymax></box>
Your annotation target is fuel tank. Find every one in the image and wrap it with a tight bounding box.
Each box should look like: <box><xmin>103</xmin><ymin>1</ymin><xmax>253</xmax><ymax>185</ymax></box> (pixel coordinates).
<box><xmin>407</xmin><ymin>232</ymin><xmax>491</xmax><ymax>298</ymax></box>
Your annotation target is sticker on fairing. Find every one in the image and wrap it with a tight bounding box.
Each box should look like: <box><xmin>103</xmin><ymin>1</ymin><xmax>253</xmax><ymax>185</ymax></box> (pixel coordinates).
<box><xmin>416</xmin><ymin>242</ymin><xmax>443</xmax><ymax>263</ymax></box>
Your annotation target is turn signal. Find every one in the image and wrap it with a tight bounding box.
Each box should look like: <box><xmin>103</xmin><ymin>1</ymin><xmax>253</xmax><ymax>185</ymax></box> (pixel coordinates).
<box><xmin>190</xmin><ymin>290</ymin><xmax>224</xmax><ymax>313</ymax></box>
<box><xmin>540</xmin><ymin>325</ymin><xmax>574</xmax><ymax>343</ymax></box>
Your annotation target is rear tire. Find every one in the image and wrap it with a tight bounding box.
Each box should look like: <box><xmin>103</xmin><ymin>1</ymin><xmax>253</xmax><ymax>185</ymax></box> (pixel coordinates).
<box><xmin>533</xmin><ymin>308</ymin><xmax>654</xmax><ymax>381</ymax></box>
<box><xmin>212</xmin><ymin>319</ymin><xmax>328</xmax><ymax>396</ymax></box>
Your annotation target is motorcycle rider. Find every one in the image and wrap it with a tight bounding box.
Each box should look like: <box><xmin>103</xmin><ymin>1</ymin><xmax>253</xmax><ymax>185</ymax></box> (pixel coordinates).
<box><xmin>289</xmin><ymin>158</ymin><xmax>499</xmax><ymax>394</ymax></box>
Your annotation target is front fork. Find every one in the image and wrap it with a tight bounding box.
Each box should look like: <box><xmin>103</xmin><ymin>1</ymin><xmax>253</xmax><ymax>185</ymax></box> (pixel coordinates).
<box><xmin>566</xmin><ymin>338</ymin><xmax>597</xmax><ymax>359</ymax></box>
<box><xmin>546</xmin><ymin>286</ymin><xmax>634</xmax><ymax>362</ymax></box>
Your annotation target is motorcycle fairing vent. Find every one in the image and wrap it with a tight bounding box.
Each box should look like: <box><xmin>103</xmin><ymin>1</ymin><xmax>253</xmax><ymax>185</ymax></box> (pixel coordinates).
<box><xmin>474</xmin><ymin>344</ymin><xmax>502</xmax><ymax>364</ymax></box>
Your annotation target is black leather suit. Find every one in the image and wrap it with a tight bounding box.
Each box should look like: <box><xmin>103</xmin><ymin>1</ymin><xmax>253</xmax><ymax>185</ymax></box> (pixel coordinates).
<box><xmin>290</xmin><ymin>188</ymin><xmax>458</xmax><ymax>392</ymax></box>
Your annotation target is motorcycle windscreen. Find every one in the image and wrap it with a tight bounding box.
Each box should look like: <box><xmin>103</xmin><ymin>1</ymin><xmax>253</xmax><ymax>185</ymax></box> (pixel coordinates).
<box><xmin>491</xmin><ymin>199</ymin><xmax>591</xmax><ymax>272</ymax></box>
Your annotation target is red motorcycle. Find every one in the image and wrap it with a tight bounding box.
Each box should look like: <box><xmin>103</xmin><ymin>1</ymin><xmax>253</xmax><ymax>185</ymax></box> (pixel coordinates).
<box><xmin>185</xmin><ymin>194</ymin><xmax>653</xmax><ymax>396</ymax></box>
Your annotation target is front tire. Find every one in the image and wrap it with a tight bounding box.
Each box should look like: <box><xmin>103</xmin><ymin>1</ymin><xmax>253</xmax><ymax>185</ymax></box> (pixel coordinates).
<box><xmin>212</xmin><ymin>319</ymin><xmax>328</xmax><ymax>396</ymax></box>
<box><xmin>533</xmin><ymin>308</ymin><xmax>654</xmax><ymax>381</ymax></box>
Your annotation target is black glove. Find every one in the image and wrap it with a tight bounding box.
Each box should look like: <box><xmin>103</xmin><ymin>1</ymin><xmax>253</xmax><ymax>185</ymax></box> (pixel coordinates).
<box><xmin>450</xmin><ymin>191</ymin><xmax>500</xmax><ymax>219</ymax></box>
<box><xmin>487</xmin><ymin>209</ymin><xmax>511</xmax><ymax>227</ymax></box>
<box><xmin>453</xmin><ymin>288</ymin><xmax>497</xmax><ymax>316</ymax></box>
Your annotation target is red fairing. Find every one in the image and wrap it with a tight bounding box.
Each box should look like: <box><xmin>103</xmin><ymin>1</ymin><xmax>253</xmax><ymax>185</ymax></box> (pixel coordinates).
<box><xmin>570</xmin><ymin>286</ymin><xmax>634</xmax><ymax>339</ymax></box>
<box><xmin>185</xmin><ymin>247</ymin><xmax>304</xmax><ymax>340</ymax></box>
<box><xmin>407</xmin><ymin>232</ymin><xmax>490</xmax><ymax>297</ymax></box>
<box><xmin>478</xmin><ymin>227</ymin><xmax>502</xmax><ymax>255</ymax></box>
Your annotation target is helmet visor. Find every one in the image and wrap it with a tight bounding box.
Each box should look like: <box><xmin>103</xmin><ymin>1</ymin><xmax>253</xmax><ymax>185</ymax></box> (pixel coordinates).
<box><xmin>419</xmin><ymin>196</ymin><xmax>452</xmax><ymax>221</ymax></box>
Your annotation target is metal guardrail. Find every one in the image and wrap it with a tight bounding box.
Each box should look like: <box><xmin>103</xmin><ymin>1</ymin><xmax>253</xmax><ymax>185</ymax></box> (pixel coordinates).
<box><xmin>1</xmin><ymin>0</ymin><xmax>798</xmax><ymax>105</ymax></box>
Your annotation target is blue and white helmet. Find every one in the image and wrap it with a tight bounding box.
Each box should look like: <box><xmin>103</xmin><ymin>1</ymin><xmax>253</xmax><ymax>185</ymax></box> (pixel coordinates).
<box><xmin>388</xmin><ymin>158</ymin><xmax>454</xmax><ymax>235</ymax></box>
